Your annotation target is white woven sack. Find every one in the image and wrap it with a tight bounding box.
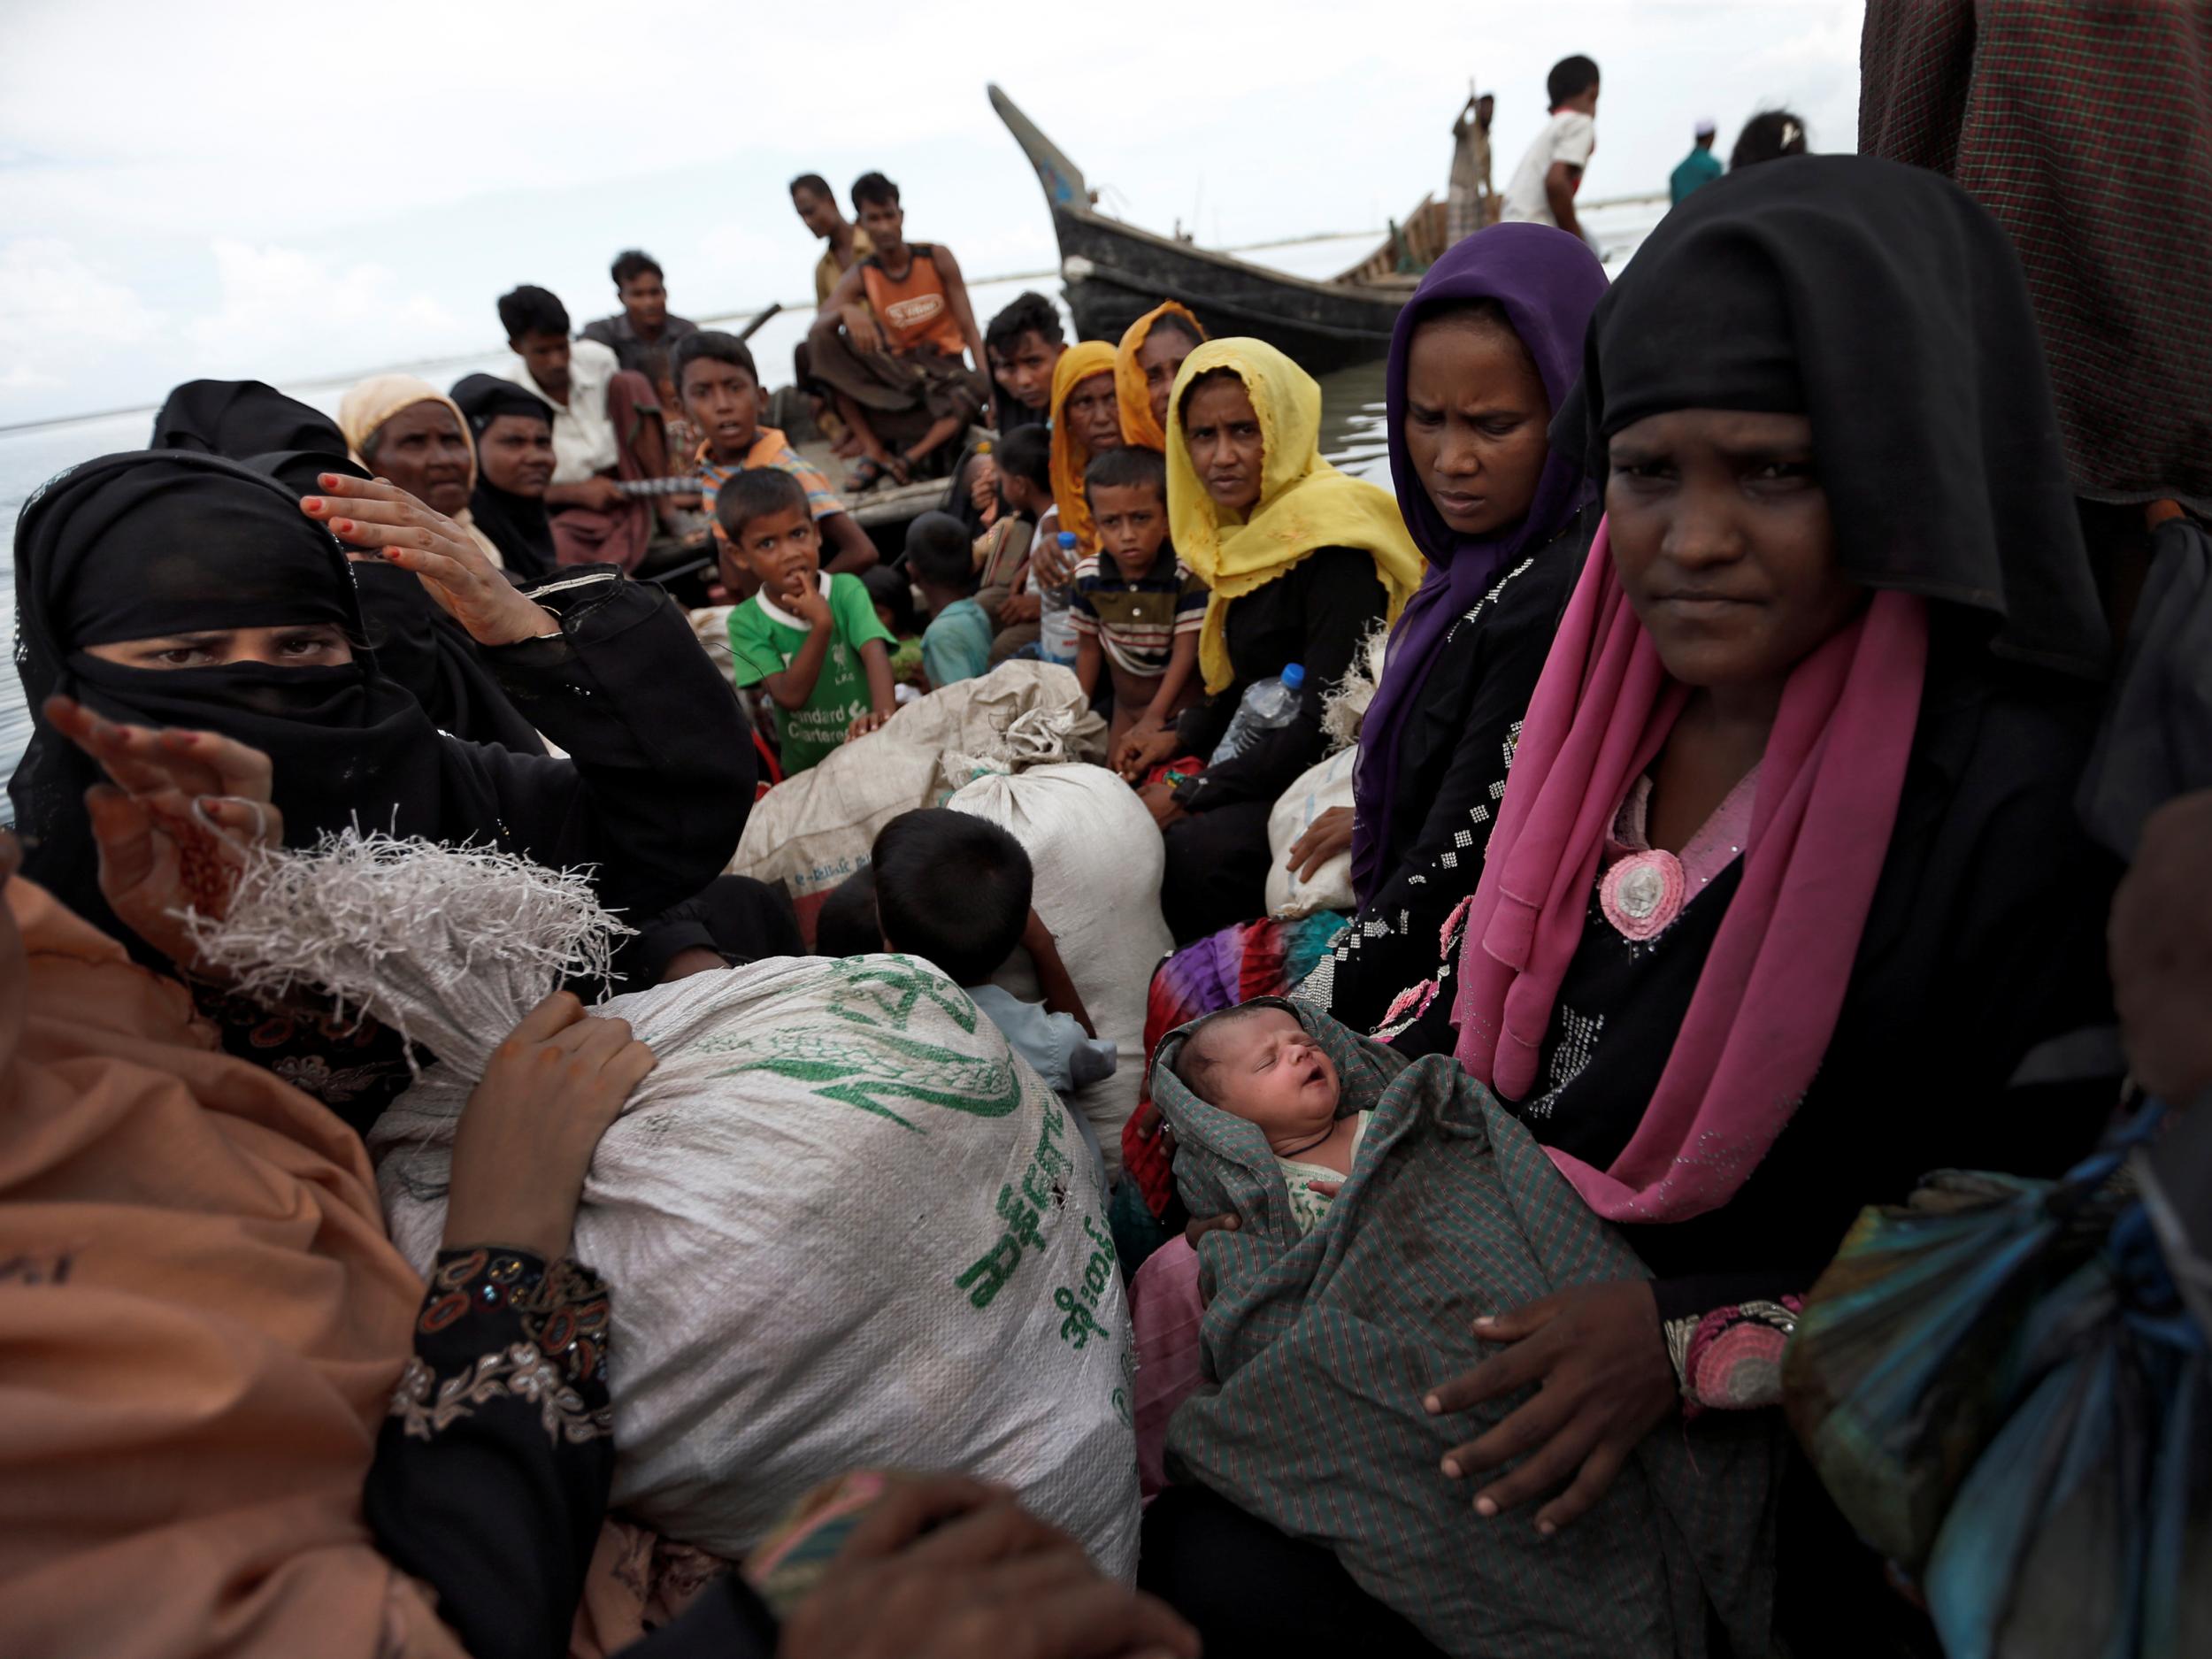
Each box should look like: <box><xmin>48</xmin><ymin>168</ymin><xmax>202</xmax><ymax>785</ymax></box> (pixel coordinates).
<box><xmin>1264</xmin><ymin>745</ymin><xmax>1361</xmax><ymax>919</ymax></box>
<box><xmin>729</xmin><ymin>661</ymin><xmax>1104</xmax><ymax>936</ymax></box>
<box><xmin>373</xmin><ymin>951</ymin><xmax>1139</xmax><ymax>1574</ymax></box>
<box><xmin>947</xmin><ymin>764</ymin><xmax>1171</xmax><ymax>1175</ymax></box>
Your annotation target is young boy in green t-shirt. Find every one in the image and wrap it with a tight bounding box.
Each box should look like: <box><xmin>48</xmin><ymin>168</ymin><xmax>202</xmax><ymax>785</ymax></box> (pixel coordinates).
<box><xmin>721</xmin><ymin>468</ymin><xmax>895</xmax><ymax>773</ymax></box>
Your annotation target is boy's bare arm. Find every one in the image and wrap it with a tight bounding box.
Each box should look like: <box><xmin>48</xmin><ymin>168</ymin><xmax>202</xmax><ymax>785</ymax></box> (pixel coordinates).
<box><xmin>820</xmin><ymin>511</ymin><xmax>878</xmax><ymax>575</ymax></box>
<box><xmin>1141</xmin><ymin>630</ymin><xmax>1202</xmax><ymax>728</ymax></box>
<box><xmin>1073</xmin><ymin>631</ymin><xmax>1102</xmax><ymax>698</ymax></box>
<box><xmin>933</xmin><ymin>244</ymin><xmax>990</xmax><ymax>375</ymax></box>
<box><xmin>1022</xmin><ymin>909</ymin><xmax>1097</xmax><ymax>1036</ymax></box>
<box><xmin>859</xmin><ymin>637</ymin><xmax>896</xmax><ymax>718</ymax></box>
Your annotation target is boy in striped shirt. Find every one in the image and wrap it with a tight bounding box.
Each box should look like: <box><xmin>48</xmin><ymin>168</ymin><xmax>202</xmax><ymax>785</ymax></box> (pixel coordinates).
<box><xmin>1071</xmin><ymin>447</ymin><xmax>1207</xmax><ymax>753</ymax></box>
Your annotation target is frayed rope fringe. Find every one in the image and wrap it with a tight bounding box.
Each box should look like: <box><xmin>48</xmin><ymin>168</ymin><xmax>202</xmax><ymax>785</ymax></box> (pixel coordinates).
<box><xmin>181</xmin><ymin>829</ymin><xmax>634</xmax><ymax>1085</ymax></box>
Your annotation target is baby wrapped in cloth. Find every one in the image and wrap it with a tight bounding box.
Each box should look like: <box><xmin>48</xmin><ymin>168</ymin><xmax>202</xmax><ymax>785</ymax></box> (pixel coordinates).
<box><xmin>1151</xmin><ymin>998</ymin><xmax>1778</xmax><ymax>1656</ymax></box>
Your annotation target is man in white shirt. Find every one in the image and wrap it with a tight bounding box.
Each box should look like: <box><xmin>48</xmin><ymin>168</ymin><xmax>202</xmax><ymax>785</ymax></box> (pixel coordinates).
<box><xmin>495</xmin><ymin>284</ymin><xmax>675</xmax><ymax>572</ymax></box>
<box><xmin>1500</xmin><ymin>55</ymin><xmax>1601</xmax><ymax>249</ymax></box>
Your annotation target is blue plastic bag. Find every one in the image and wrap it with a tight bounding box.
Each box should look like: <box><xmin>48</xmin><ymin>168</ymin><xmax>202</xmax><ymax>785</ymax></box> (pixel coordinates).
<box><xmin>1923</xmin><ymin>1203</ymin><xmax>2209</xmax><ymax>1657</ymax></box>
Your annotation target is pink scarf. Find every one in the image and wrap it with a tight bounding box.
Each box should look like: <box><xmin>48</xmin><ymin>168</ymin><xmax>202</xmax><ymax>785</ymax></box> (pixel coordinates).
<box><xmin>1451</xmin><ymin>519</ymin><xmax>1930</xmax><ymax>1222</ymax></box>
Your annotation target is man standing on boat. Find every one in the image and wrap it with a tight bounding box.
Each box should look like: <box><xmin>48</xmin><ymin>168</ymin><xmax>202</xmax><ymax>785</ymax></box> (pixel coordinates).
<box><xmin>1500</xmin><ymin>56</ymin><xmax>1600</xmax><ymax>250</ymax></box>
<box><xmin>1671</xmin><ymin>119</ymin><xmax>1724</xmax><ymax>206</ymax></box>
<box><xmin>1448</xmin><ymin>88</ymin><xmax>1495</xmax><ymax>246</ymax></box>
<box><xmin>809</xmin><ymin>173</ymin><xmax>991</xmax><ymax>494</ymax></box>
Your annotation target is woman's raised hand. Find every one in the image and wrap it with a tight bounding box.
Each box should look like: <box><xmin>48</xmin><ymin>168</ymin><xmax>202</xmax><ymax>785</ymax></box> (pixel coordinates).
<box><xmin>302</xmin><ymin>472</ymin><xmax>558</xmax><ymax>648</ymax></box>
<box><xmin>46</xmin><ymin>694</ymin><xmax>282</xmax><ymax>973</ymax></box>
<box><xmin>442</xmin><ymin>991</ymin><xmax>657</xmax><ymax>1262</ymax></box>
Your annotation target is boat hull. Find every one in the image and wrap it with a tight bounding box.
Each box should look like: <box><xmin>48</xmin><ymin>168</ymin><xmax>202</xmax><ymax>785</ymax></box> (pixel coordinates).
<box><xmin>1049</xmin><ymin>205</ymin><xmax>1410</xmax><ymax>373</ymax></box>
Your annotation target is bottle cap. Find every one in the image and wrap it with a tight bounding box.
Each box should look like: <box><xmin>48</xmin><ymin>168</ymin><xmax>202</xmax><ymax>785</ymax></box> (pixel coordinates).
<box><xmin>1057</xmin><ymin>532</ymin><xmax>1078</xmax><ymax>549</ymax></box>
<box><xmin>1281</xmin><ymin>664</ymin><xmax>1305</xmax><ymax>689</ymax></box>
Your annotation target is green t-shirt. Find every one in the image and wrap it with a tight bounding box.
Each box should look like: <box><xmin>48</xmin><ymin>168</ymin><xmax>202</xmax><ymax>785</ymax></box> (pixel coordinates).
<box><xmin>727</xmin><ymin>572</ymin><xmax>895</xmax><ymax>773</ymax></box>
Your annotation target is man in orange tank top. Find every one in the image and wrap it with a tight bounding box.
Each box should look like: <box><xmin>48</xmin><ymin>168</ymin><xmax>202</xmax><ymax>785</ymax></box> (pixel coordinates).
<box><xmin>808</xmin><ymin>172</ymin><xmax>992</xmax><ymax>493</ymax></box>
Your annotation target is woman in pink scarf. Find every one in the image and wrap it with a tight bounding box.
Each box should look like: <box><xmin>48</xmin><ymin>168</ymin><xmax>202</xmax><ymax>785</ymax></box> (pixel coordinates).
<box><xmin>1404</xmin><ymin>157</ymin><xmax>2119</xmax><ymax>1570</ymax></box>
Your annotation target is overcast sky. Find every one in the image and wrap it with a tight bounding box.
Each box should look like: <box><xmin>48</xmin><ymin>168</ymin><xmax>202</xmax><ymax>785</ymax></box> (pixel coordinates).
<box><xmin>0</xmin><ymin>0</ymin><xmax>1862</xmax><ymax>426</ymax></box>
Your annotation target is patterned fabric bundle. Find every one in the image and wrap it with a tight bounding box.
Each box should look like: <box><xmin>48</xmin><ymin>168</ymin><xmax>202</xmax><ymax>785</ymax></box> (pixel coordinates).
<box><xmin>1152</xmin><ymin>1003</ymin><xmax>1779</xmax><ymax>1658</ymax></box>
<box><xmin>1117</xmin><ymin>910</ymin><xmax>1348</xmax><ymax>1225</ymax></box>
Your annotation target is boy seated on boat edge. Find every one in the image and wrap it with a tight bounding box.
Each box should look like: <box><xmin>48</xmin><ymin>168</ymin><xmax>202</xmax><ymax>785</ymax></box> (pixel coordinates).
<box><xmin>808</xmin><ymin>171</ymin><xmax>993</xmax><ymax>495</ymax></box>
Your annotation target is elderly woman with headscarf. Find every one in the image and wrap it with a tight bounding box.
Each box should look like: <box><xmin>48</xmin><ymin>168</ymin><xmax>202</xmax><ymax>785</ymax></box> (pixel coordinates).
<box><xmin>7</xmin><ymin>456</ymin><xmax>752</xmax><ymax>1129</ymax></box>
<box><xmin>337</xmin><ymin>375</ymin><xmax>511</xmax><ymax>572</ymax></box>
<box><xmin>1121</xmin><ymin>339</ymin><xmax>1423</xmax><ymax>944</ymax></box>
<box><xmin>1306</xmin><ymin>226</ymin><xmax>1609</xmax><ymax>1036</ymax></box>
<box><xmin>1139</xmin><ymin>155</ymin><xmax>2125</xmax><ymax>1658</ymax></box>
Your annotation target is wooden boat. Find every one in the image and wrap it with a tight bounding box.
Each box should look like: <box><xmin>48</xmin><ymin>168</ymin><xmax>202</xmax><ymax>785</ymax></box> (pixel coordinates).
<box><xmin>989</xmin><ymin>84</ymin><xmax>1429</xmax><ymax>372</ymax></box>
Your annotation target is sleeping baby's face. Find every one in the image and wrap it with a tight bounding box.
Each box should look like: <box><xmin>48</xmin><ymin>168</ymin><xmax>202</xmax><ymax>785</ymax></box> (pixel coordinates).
<box><xmin>1181</xmin><ymin>1007</ymin><xmax>1340</xmax><ymax>1156</ymax></box>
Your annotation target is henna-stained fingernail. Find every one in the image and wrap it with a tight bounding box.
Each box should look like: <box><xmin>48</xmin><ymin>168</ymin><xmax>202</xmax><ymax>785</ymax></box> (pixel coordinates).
<box><xmin>303</xmin><ymin>496</ymin><xmax>324</xmax><ymax>511</ymax></box>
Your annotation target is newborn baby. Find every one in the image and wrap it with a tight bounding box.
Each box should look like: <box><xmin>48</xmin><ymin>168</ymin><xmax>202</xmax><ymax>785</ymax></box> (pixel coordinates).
<box><xmin>1171</xmin><ymin>1003</ymin><xmax>1371</xmax><ymax>1236</ymax></box>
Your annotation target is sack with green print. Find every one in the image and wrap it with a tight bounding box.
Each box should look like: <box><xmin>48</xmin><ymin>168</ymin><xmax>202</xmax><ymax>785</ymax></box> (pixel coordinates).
<box><xmin>188</xmin><ymin>831</ymin><xmax>1141</xmax><ymax>1575</ymax></box>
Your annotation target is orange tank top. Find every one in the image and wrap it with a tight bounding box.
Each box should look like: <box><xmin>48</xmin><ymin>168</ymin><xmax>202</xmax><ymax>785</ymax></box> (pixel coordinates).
<box><xmin>859</xmin><ymin>245</ymin><xmax>968</xmax><ymax>357</ymax></box>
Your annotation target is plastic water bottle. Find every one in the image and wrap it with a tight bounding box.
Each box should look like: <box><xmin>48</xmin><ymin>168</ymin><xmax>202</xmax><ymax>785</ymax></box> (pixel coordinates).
<box><xmin>1210</xmin><ymin>664</ymin><xmax>1305</xmax><ymax>764</ymax></box>
<box><xmin>1037</xmin><ymin>530</ymin><xmax>1080</xmax><ymax>665</ymax></box>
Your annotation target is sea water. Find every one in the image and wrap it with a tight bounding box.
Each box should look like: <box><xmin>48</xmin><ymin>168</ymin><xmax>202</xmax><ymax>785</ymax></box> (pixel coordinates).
<box><xmin>0</xmin><ymin>202</ymin><xmax>1662</xmax><ymax>785</ymax></box>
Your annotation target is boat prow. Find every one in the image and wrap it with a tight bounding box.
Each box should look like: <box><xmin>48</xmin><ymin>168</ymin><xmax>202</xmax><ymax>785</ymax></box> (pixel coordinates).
<box><xmin>988</xmin><ymin>83</ymin><xmax>1425</xmax><ymax>371</ymax></box>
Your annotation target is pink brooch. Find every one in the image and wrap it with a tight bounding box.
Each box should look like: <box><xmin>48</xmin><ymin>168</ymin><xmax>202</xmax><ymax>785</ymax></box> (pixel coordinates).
<box><xmin>1600</xmin><ymin>849</ymin><xmax>1686</xmax><ymax>941</ymax></box>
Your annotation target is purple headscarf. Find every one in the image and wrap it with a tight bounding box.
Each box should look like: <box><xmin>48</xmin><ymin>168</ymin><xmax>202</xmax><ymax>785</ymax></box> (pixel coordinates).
<box><xmin>1350</xmin><ymin>224</ymin><xmax>1609</xmax><ymax>903</ymax></box>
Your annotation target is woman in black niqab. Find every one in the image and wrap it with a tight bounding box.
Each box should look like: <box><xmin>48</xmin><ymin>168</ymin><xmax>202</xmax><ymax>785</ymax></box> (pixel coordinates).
<box><xmin>11</xmin><ymin>451</ymin><xmax>448</xmax><ymax>956</ymax></box>
<box><xmin>11</xmin><ymin>449</ymin><xmax>755</xmax><ymax>1129</ymax></box>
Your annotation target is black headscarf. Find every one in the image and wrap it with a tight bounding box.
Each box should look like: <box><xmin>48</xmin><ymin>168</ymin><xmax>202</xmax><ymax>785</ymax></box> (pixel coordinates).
<box><xmin>1555</xmin><ymin>154</ymin><xmax>2108</xmax><ymax>679</ymax></box>
<box><xmin>143</xmin><ymin>380</ymin><xmax>546</xmax><ymax>756</ymax></box>
<box><xmin>449</xmin><ymin>373</ymin><xmax>558</xmax><ymax>584</ymax></box>
<box><xmin>9</xmin><ymin>451</ymin><xmax>452</xmax><ymax>953</ymax></box>
<box><xmin>151</xmin><ymin>379</ymin><xmax>341</xmax><ymax>459</ymax></box>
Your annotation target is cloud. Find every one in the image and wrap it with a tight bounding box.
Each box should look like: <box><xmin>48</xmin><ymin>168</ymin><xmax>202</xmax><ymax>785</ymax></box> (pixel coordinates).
<box><xmin>0</xmin><ymin>237</ymin><xmax>164</xmax><ymax>403</ymax></box>
<box><xmin>184</xmin><ymin>240</ymin><xmax>468</xmax><ymax>376</ymax></box>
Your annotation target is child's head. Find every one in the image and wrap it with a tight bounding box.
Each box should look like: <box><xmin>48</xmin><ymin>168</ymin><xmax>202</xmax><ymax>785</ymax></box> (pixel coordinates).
<box><xmin>872</xmin><ymin>809</ymin><xmax>1032</xmax><ymax>987</ymax></box>
<box><xmin>994</xmin><ymin>425</ymin><xmax>1054</xmax><ymax>520</ymax></box>
<box><xmin>815</xmin><ymin>866</ymin><xmax>882</xmax><ymax>956</ymax></box>
<box><xmin>861</xmin><ymin>565</ymin><xmax>919</xmax><ymax>640</ymax></box>
<box><xmin>1171</xmin><ymin>1003</ymin><xmax>1340</xmax><ymax>1155</ymax></box>
<box><xmin>718</xmin><ymin>468</ymin><xmax>817</xmax><ymax>602</ymax></box>
<box><xmin>674</xmin><ymin>331</ymin><xmax>765</xmax><ymax>462</ymax></box>
<box><xmin>903</xmin><ymin>511</ymin><xmax>977</xmax><ymax>604</ymax></box>
<box><xmin>1084</xmin><ymin>447</ymin><xmax>1170</xmax><ymax>577</ymax></box>
<box><xmin>985</xmin><ymin>292</ymin><xmax>1067</xmax><ymax>412</ymax></box>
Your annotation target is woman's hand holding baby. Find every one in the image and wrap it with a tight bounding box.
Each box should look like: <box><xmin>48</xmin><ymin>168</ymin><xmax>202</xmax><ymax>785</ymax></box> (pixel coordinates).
<box><xmin>1424</xmin><ymin>1279</ymin><xmax>1676</xmax><ymax>1535</ymax></box>
<box><xmin>443</xmin><ymin>991</ymin><xmax>657</xmax><ymax>1262</ymax></box>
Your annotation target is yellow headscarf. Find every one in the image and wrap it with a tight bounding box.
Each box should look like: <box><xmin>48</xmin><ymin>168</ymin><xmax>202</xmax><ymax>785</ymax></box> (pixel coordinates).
<box><xmin>1047</xmin><ymin>342</ymin><xmax>1119</xmax><ymax>555</ymax></box>
<box><xmin>1115</xmin><ymin>301</ymin><xmax>1206</xmax><ymax>450</ymax></box>
<box><xmin>1166</xmin><ymin>338</ymin><xmax>1423</xmax><ymax>694</ymax></box>
<box><xmin>335</xmin><ymin>375</ymin><xmax>505</xmax><ymax>569</ymax></box>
